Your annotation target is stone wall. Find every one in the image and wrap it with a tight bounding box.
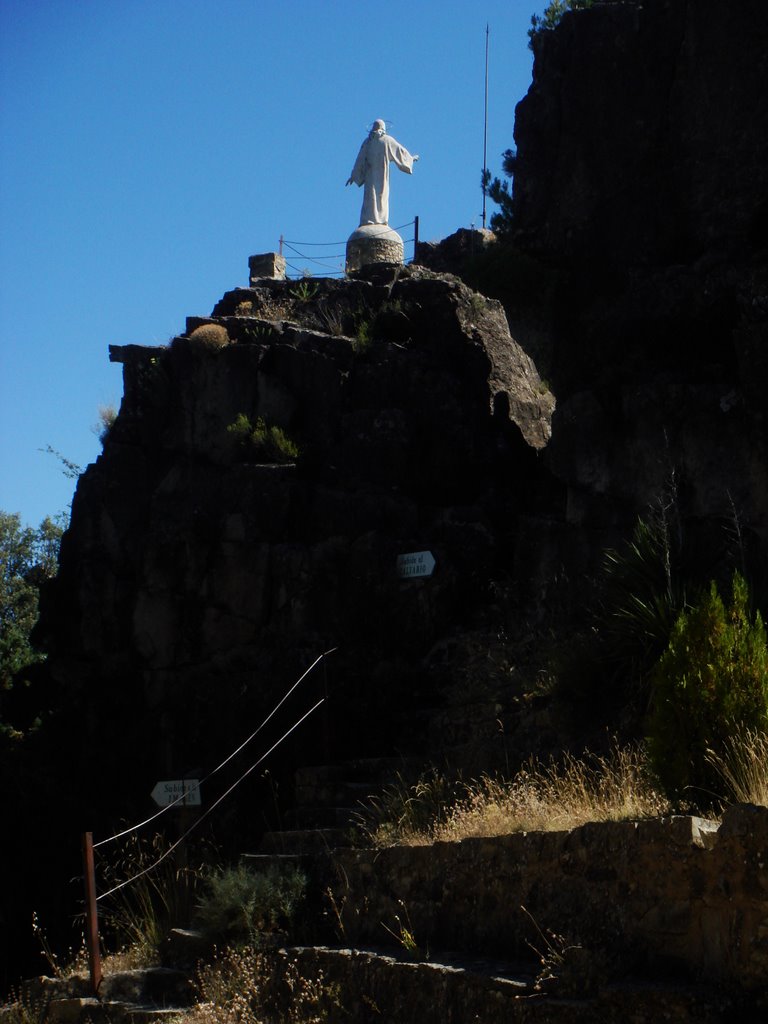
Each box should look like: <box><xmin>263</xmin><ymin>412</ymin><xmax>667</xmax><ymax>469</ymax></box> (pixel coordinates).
<box><xmin>330</xmin><ymin>805</ymin><xmax>768</xmax><ymax>993</ymax></box>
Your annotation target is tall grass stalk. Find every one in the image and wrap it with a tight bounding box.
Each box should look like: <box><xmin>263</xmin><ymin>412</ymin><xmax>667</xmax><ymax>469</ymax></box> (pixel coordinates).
<box><xmin>706</xmin><ymin>728</ymin><xmax>768</xmax><ymax>806</ymax></box>
<box><xmin>362</xmin><ymin>746</ymin><xmax>669</xmax><ymax>847</ymax></box>
<box><xmin>98</xmin><ymin>833</ymin><xmax>208</xmax><ymax>964</ymax></box>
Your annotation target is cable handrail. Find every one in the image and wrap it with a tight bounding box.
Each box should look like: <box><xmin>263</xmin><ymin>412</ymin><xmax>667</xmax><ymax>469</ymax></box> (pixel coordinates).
<box><xmin>285</xmin><ymin>261</ymin><xmax>344</xmax><ymax>278</ymax></box>
<box><xmin>93</xmin><ymin>648</ymin><xmax>337</xmax><ymax>848</ymax></box>
<box><xmin>95</xmin><ymin>697</ymin><xmax>325</xmax><ymax>903</ymax></box>
<box><xmin>282</xmin><ymin>219</ymin><xmax>415</xmax><ymax>247</ymax></box>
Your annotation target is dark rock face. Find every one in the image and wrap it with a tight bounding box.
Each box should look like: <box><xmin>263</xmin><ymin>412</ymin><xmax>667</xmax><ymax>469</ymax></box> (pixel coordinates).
<box><xmin>40</xmin><ymin>267</ymin><xmax>554</xmax><ymax>802</ymax></box>
<box><xmin>414</xmin><ymin>228</ymin><xmax>496</xmax><ymax>277</ymax></box>
<box><xmin>514</xmin><ymin>0</ymin><xmax>768</xmax><ymax>268</ymax></box>
<box><xmin>36</xmin><ymin>1</ymin><xmax>768</xmax><ymax>813</ymax></box>
<box><xmin>502</xmin><ymin>0</ymin><xmax>768</xmax><ymax>560</ymax></box>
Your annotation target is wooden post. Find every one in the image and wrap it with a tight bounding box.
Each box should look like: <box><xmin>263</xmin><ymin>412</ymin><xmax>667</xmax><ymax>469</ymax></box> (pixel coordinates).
<box><xmin>413</xmin><ymin>216</ymin><xmax>419</xmax><ymax>263</ymax></box>
<box><xmin>81</xmin><ymin>832</ymin><xmax>102</xmax><ymax>995</ymax></box>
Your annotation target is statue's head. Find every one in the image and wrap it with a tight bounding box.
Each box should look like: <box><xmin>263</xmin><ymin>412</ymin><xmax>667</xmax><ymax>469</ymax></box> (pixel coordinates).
<box><xmin>371</xmin><ymin>119</ymin><xmax>386</xmax><ymax>136</ymax></box>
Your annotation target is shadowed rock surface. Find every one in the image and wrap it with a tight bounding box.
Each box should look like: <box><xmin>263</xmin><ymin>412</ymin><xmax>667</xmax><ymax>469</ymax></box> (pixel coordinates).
<box><xmin>12</xmin><ymin>3</ymin><xmax>768</xmax><ymax>1013</ymax></box>
<box><xmin>38</xmin><ymin>266</ymin><xmax>555</xmax><ymax>816</ymax></box>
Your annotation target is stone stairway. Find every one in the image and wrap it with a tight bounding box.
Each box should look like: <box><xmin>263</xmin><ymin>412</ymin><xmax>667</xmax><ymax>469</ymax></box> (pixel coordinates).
<box><xmin>9</xmin><ymin>950</ymin><xmax>739</xmax><ymax>1024</ymax></box>
<box><xmin>257</xmin><ymin>945</ymin><xmax>741</xmax><ymax>1023</ymax></box>
<box><xmin>15</xmin><ymin>968</ymin><xmax>195</xmax><ymax>1024</ymax></box>
<box><xmin>248</xmin><ymin>755</ymin><xmax>420</xmax><ymax>860</ymax></box>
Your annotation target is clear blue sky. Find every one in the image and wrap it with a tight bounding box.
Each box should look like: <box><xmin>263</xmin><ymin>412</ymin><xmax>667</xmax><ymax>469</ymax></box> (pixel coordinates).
<box><xmin>0</xmin><ymin>0</ymin><xmax>536</xmax><ymax>528</ymax></box>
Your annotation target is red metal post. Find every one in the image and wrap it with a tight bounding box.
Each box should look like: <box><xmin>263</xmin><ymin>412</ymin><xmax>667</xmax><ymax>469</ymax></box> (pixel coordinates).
<box><xmin>81</xmin><ymin>832</ymin><xmax>102</xmax><ymax>995</ymax></box>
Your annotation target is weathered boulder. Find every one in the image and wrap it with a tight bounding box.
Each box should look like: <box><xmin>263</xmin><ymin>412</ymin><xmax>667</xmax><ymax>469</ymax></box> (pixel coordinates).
<box><xmin>39</xmin><ymin>266</ymin><xmax>554</xmax><ymax>809</ymax></box>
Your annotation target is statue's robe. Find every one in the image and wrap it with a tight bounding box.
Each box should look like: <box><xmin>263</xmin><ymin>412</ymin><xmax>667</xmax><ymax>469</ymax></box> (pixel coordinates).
<box><xmin>348</xmin><ymin>132</ymin><xmax>415</xmax><ymax>226</ymax></box>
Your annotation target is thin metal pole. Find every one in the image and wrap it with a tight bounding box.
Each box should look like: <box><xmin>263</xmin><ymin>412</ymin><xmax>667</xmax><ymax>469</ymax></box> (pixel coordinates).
<box><xmin>414</xmin><ymin>215</ymin><xmax>419</xmax><ymax>261</ymax></box>
<box><xmin>82</xmin><ymin>832</ymin><xmax>102</xmax><ymax>995</ymax></box>
<box><xmin>279</xmin><ymin>234</ymin><xmax>284</xmax><ymax>256</ymax></box>
<box><xmin>482</xmin><ymin>24</ymin><xmax>489</xmax><ymax>229</ymax></box>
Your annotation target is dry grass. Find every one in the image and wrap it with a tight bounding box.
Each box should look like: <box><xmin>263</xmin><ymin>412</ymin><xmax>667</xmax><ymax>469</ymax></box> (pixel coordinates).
<box><xmin>707</xmin><ymin>728</ymin><xmax>768</xmax><ymax>806</ymax></box>
<box><xmin>98</xmin><ymin>833</ymin><xmax>208</xmax><ymax>963</ymax></box>
<box><xmin>190</xmin><ymin>946</ymin><xmax>336</xmax><ymax>1024</ymax></box>
<box><xmin>101</xmin><ymin>944</ymin><xmax>160</xmax><ymax>972</ymax></box>
<box><xmin>363</xmin><ymin>746</ymin><xmax>670</xmax><ymax>847</ymax></box>
<box><xmin>1</xmin><ymin>989</ymin><xmax>48</xmax><ymax>1024</ymax></box>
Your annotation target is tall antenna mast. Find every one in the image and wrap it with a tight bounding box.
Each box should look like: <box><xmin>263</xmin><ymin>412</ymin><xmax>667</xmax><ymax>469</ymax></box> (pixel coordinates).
<box><xmin>482</xmin><ymin>23</ymin><xmax>489</xmax><ymax>229</ymax></box>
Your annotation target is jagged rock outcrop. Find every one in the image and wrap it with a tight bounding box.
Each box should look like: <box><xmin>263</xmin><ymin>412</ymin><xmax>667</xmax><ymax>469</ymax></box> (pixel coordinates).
<box><xmin>491</xmin><ymin>0</ymin><xmax>768</xmax><ymax>583</ymax></box>
<box><xmin>40</xmin><ymin>266</ymin><xmax>554</xmax><ymax>808</ymax></box>
<box><xmin>38</xmin><ymin>2</ymin><xmax>768</xmax><ymax>808</ymax></box>
<box><xmin>514</xmin><ymin>0</ymin><xmax>768</xmax><ymax>268</ymax></box>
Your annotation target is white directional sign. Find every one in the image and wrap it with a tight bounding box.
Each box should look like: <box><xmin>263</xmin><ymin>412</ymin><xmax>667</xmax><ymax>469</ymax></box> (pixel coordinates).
<box><xmin>151</xmin><ymin>779</ymin><xmax>201</xmax><ymax>807</ymax></box>
<box><xmin>396</xmin><ymin>550</ymin><xmax>436</xmax><ymax>579</ymax></box>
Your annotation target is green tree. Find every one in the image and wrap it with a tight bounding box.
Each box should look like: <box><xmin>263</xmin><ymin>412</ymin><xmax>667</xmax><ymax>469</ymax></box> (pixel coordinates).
<box><xmin>647</xmin><ymin>572</ymin><xmax>768</xmax><ymax>802</ymax></box>
<box><xmin>0</xmin><ymin>512</ymin><xmax>64</xmax><ymax>723</ymax></box>
<box><xmin>528</xmin><ymin>0</ymin><xmax>595</xmax><ymax>49</ymax></box>
<box><xmin>481</xmin><ymin>149</ymin><xmax>517</xmax><ymax>235</ymax></box>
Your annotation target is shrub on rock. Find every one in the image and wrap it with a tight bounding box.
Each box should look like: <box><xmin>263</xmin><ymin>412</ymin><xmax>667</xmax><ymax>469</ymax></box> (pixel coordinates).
<box><xmin>188</xmin><ymin>323</ymin><xmax>230</xmax><ymax>349</ymax></box>
<box><xmin>647</xmin><ymin>572</ymin><xmax>768</xmax><ymax>802</ymax></box>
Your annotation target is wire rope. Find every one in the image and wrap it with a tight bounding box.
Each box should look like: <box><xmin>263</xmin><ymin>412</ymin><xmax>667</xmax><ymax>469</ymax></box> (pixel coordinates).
<box><xmin>95</xmin><ymin>697</ymin><xmax>325</xmax><ymax>902</ymax></box>
<box><xmin>93</xmin><ymin>648</ymin><xmax>336</xmax><ymax>848</ymax></box>
<box><xmin>282</xmin><ymin>219</ymin><xmax>414</xmax><ymax>247</ymax></box>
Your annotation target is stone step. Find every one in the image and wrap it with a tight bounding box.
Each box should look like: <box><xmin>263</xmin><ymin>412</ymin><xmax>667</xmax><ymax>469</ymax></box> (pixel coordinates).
<box><xmin>280</xmin><ymin>945</ymin><xmax>737</xmax><ymax>1023</ymax></box>
<box><xmin>99</xmin><ymin>969</ymin><xmax>194</xmax><ymax>1007</ymax></box>
<box><xmin>25</xmin><ymin>969</ymin><xmax>194</xmax><ymax>1010</ymax></box>
<box><xmin>283</xmin><ymin>805</ymin><xmax>359</xmax><ymax>829</ymax></box>
<box><xmin>239</xmin><ymin>852</ymin><xmax>313</xmax><ymax>876</ymax></box>
<box><xmin>126</xmin><ymin>1007</ymin><xmax>190</xmax><ymax>1024</ymax></box>
<box><xmin>46</xmin><ymin>1000</ymin><xmax>192</xmax><ymax>1024</ymax></box>
<box><xmin>258</xmin><ymin>827</ymin><xmax>352</xmax><ymax>855</ymax></box>
<box><xmin>293</xmin><ymin>757</ymin><xmax>422</xmax><ymax>807</ymax></box>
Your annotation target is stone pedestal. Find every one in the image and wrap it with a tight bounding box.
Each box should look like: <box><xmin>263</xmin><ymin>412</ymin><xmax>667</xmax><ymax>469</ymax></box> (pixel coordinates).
<box><xmin>346</xmin><ymin>224</ymin><xmax>404</xmax><ymax>274</ymax></box>
<box><xmin>249</xmin><ymin>252</ymin><xmax>286</xmax><ymax>283</ymax></box>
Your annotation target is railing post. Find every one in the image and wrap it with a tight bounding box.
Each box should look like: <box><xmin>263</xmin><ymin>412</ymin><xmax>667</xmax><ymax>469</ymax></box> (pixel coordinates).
<box><xmin>413</xmin><ymin>216</ymin><xmax>419</xmax><ymax>263</ymax></box>
<box><xmin>82</xmin><ymin>832</ymin><xmax>102</xmax><ymax>995</ymax></box>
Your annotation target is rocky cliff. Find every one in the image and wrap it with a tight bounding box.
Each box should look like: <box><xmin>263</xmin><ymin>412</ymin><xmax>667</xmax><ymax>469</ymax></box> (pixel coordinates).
<box><xmin>502</xmin><ymin>0</ymin><xmax>768</xmax><ymax>574</ymax></box>
<box><xmin>514</xmin><ymin>0</ymin><xmax>768</xmax><ymax>269</ymax></box>
<box><xmin>38</xmin><ymin>0</ymin><xmax>768</xmax><ymax>814</ymax></box>
<box><xmin>39</xmin><ymin>267</ymin><xmax>555</xmax><ymax>814</ymax></box>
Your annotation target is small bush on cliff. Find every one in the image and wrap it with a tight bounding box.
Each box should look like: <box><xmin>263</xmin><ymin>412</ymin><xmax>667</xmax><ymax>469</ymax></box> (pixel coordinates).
<box><xmin>597</xmin><ymin>494</ymin><xmax>687</xmax><ymax>684</ymax></box>
<box><xmin>528</xmin><ymin>0</ymin><xmax>595</xmax><ymax>49</ymax></box>
<box><xmin>188</xmin><ymin>323</ymin><xmax>230</xmax><ymax>350</ymax></box>
<box><xmin>552</xmin><ymin>488</ymin><xmax>689</xmax><ymax>718</ymax></box>
<box><xmin>647</xmin><ymin>572</ymin><xmax>768</xmax><ymax>802</ymax></box>
<box><xmin>290</xmin><ymin>279</ymin><xmax>318</xmax><ymax>303</ymax></box>
<box><xmin>480</xmin><ymin>148</ymin><xmax>517</xmax><ymax>235</ymax></box>
<box><xmin>95</xmin><ymin>403</ymin><xmax>118</xmax><ymax>445</ymax></box>
<box><xmin>227</xmin><ymin>413</ymin><xmax>299</xmax><ymax>463</ymax></box>
<box><xmin>196</xmin><ymin>864</ymin><xmax>306</xmax><ymax>946</ymax></box>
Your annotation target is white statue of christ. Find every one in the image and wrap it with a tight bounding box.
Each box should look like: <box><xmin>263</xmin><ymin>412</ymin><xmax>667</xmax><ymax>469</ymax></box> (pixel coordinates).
<box><xmin>346</xmin><ymin>119</ymin><xmax>419</xmax><ymax>227</ymax></box>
